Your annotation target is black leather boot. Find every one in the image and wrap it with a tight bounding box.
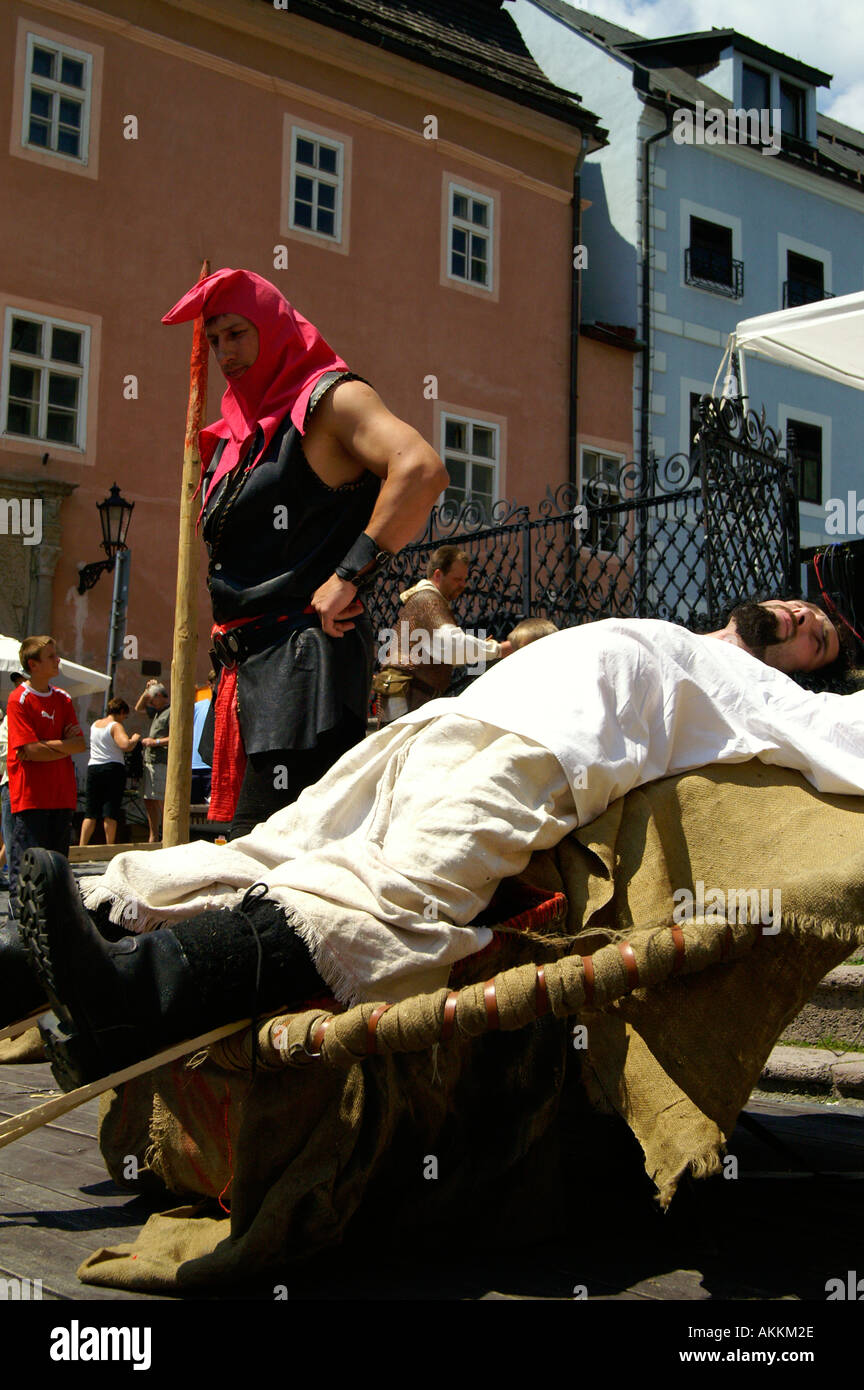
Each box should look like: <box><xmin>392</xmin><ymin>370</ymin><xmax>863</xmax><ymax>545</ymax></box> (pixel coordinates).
<box><xmin>0</xmin><ymin>922</ymin><xmax>47</xmax><ymax>1026</ymax></box>
<box><xmin>17</xmin><ymin>849</ymin><xmax>325</xmax><ymax>1091</ymax></box>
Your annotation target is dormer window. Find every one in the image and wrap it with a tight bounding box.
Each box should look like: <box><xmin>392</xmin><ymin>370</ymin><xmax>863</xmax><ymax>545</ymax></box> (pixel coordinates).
<box><xmin>735</xmin><ymin>53</ymin><xmax>815</xmax><ymax>147</ymax></box>
<box><xmin>780</xmin><ymin>82</ymin><xmax>806</xmax><ymax>139</ymax></box>
<box><xmin>742</xmin><ymin>64</ymin><xmax>770</xmax><ymax>112</ymax></box>
<box><xmin>623</xmin><ymin>31</ymin><xmax>824</xmax><ymax>152</ymax></box>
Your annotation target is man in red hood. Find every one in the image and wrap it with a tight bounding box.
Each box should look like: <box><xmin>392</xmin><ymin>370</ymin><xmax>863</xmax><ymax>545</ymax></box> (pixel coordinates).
<box><xmin>161</xmin><ymin>269</ymin><xmax>447</xmax><ymax>837</ymax></box>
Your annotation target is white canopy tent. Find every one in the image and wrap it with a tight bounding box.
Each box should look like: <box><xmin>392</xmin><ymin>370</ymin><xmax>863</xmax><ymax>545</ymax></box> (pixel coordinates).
<box><xmin>732</xmin><ymin>289</ymin><xmax>864</xmax><ymax>394</ymax></box>
<box><xmin>0</xmin><ymin>636</ymin><xmax>110</xmax><ymax>700</ymax></box>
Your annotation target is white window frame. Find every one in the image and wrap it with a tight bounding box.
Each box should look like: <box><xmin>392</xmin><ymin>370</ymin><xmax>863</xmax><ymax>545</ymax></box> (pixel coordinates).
<box><xmin>777</xmin><ymin>234</ymin><xmax>832</xmax><ymax>311</ymax></box>
<box><xmin>777</xmin><ymin>403</ymin><xmax>831</xmax><ymax>536</ymax></box>
<box><xmin>736</xmin><ymin>58</ymin><xmax>776</xmax><ymax>152</ymax></box>
<box><xmin>1</xmin><ymin>307</ymin><xmax>90</xmax><ymax>451</ymax></box>
<box><xmin>740</xmin><ymin>61</ymin><xmax>771</xmax><ymax>119</ymax></box>
<box><xmin>679</xmin><ymin>199</ymin><xmax>743</xmax><ymax>301</ymax></box>
<box><xmin>22</xmin><ymin>31</ymin><xmax>92</xmax><ymax>165</ymax></box>
<box><xmin>579</xmin><ymin>445</ymin><xmax>627</xmax><ymax>556</ymax></box>
<box><xmin>733</xmin><ymin>54</ymin><xmax>815</xmax><ymax>145</ymax></box>
<box><xmin>439</xmin><ymin>411</ymin><xmax>500</xmax><ymax>518</ymax></box>
<box><xmin>446</xmin><ymin>182</ymin><xmax>495</xmax><ymax>293</ymax></box>
<box><xmin>289</xmin><ymin>126</ymin><xmax>344</xmax><ymax>243</ymax></box>
<box><xmin>778</xmin><ymin>77</ymin><xmax>807</xmax><ymax>142</ymax></box>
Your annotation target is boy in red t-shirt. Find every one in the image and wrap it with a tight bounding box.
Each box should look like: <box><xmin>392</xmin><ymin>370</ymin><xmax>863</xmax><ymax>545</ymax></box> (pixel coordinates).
<box><xmin>6</xmin><ymin>635</ymin><xmax>85</xmax><ymax>918</ymax></box>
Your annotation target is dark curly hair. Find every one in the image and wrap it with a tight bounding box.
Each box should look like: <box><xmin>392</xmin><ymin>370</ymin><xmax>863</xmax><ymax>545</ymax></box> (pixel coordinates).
<box><xmin>723</xmin><ymin>592</ymin><xmax>859</xmax><ymax>694</ymax></box>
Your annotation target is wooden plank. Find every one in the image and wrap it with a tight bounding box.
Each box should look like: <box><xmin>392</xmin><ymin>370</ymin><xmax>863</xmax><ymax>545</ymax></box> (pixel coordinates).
<box><xmin>5</xmin><ymin>1128</ymin><xmax>109</xmax><ymax>1182</ymax></box>
<box><xmin>0</xmin><ymin>1248</ymin><xmax>167</xmax><ymax>1302</ymax></box>
<box><xmin>0</xmin><ymin>1169</ymin><xmax>151</xmax><ymax>1234</ymax></box>
<box><xmin>736</xmin><ymin>1104</ymin><xmax>864</xmax><ymax>1165</ymax></box>
<box><xmin>0</xmin><ymin>1086</ymin><xmax>128</xmax><ymax>1196</ymax></box>
<box><xmin>0</xmin><ymin>1141</ymin><xmax>137</xmax><ymax>1207</ymax></box>
<box><xmin>0</xmin><ymin>1159</ymin><xmax>167</xmax><ymax>1301</ymax></box>
<box><xmin>0</xmin><ymin>1063</ymin><xmax>57</xmax><ymax>1088</ymax></box>
<box><xmin>0</xmin><ymin>1085</ymin><xmax>100</xmax><ymax>1140</ymax></box>
<box><xmin>0</xmin><ymin>1017</ymin><xmax>248</xmax><ymax>1153</ymax></box>
<box><xmin>0</xmin><ymin>1260</ymin><xmax>65</xmax><ymax>1302</ymax></box>
<box><xmin>0</xmin><ymin>1191</ymin><xmax>143</xmax><ymax>1263</ymax></box>
<box><xmin>0</xmin><ymin>1176</ymin><xmax>159</xmax><ymax>1292</ymax></box>
<box><xmin>748</xmin><ymin>1112</ymin><xmax>864</xmax><ymax>1140</ymax></box>
<box><xmin>0</xmin><ymin>1010</ymin><xmax>46</xmax><ymax>1045</ymax></box>
<box><xmin>69</xmin><ymin>842</ymin><xmax>162</xmax><ymax>863</ymax></box>
<box><xmin>0</xmin><ymin>1106</ymin><xmax>100</xmax><ymax>1143</ymax></box>
<box><xmin>749</xmin><ymin>1096</ymin><xmax>864</xmax><ymax>1123</ymax></box>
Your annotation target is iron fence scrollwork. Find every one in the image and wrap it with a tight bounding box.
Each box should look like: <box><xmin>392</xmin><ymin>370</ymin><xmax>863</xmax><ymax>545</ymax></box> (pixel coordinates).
<box><xmin>366</xmin><ymin>395</ymin><xmax>800</xmax><ymax>658</ymax></box>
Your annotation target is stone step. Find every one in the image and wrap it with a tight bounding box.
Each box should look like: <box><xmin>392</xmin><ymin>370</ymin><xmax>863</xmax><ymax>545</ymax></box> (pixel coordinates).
<box><xmin>779</xmin><ymin>963</ymin><xmax>864</xmax><ymax>1050</ymax></box>
<box><xmin>759</xmin><ymin>1044</ymin><xmax>864</xmax><ymax>1100</ymax></box>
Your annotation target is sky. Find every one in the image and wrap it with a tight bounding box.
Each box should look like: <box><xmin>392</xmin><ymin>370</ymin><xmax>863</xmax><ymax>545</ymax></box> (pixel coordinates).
<box><xmin>558</xmin><ymin>1</ymin><xmax>864</xmax><ymax>131</ymax></box>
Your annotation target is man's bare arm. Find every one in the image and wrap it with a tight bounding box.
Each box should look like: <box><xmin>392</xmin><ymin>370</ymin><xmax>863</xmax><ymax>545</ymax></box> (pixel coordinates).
<box><xmin>321</xmin><ymin>383</ymin><xmax>448</xmax><ymax>552</ymax></box>
<box><xmin>19</xmin><ymin>735</ymin><xmax>86</xmax><ymax>761</ymax></box>
<box><xmin>305</xmin><ymin>382</ymin><xmax>448</xmax><ymax>636</ymax></box>
<box><xmin>134</xmin><ymin>683</ymin><xmax>158</xmax><ymax>713</ymax></box>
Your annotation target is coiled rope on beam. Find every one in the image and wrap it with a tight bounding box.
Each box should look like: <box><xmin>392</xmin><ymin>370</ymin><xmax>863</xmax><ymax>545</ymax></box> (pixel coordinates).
<box><xmin>208</xmin><ymin>915</ymin><xmax>761</xmax><ymax>1073</ymax></box>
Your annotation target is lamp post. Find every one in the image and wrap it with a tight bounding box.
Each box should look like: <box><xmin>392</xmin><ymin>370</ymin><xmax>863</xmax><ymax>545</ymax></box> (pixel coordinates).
<box><xmin>103</xmin><ymin>548</ymin><xmax>132</xmax><ymax>711</ymax></box>
<box><xmin>76</xmin><ymin>483</ymin><xmax>134</xmax><ymax>593</ymax></box>
<box><xmin>76</xmin><ymin>483</ymin><xmax>135</xmax><ymax>710</ymax></box>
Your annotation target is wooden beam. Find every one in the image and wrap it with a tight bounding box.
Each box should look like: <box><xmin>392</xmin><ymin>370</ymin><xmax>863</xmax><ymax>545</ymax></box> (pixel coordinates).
<box><xmin>0</xmin><ymin>1017</ymin><xmax>247</xmax><ymax>1153</ymax></box>
<box><xmin>0</xmin><ymin>1009</ymin><xmax>46</xmax><ymax>1046</ymax></box>
<box><xmin>69</xmin><ymin>842</ymin><xmax>163</xmax><ymax>863</ymax></box>
<box><xmin>163</xmin><ymin>258</ymin><xmax>211</xmax><ymax>848</ymax></box>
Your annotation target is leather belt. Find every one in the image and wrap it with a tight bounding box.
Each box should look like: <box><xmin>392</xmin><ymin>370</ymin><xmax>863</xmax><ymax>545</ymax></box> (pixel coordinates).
<box><xmin>210</xmin><ymin>610</ymin><xmax>317</xmax><ymax>670</ymax></box>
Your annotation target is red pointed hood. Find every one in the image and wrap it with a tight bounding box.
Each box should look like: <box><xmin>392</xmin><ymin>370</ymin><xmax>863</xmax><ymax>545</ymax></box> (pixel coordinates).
<box><xmin>163</xmin><ymin>268</ymin><xmax>348</xmax><ymax>502</ymax></box>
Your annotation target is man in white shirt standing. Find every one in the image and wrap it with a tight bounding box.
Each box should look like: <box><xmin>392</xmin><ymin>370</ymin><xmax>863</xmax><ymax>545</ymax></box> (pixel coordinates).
<box><xmin>375</xmin><ymin>545</ymin><xmax>512</xmax><ymax>722</ymax></box>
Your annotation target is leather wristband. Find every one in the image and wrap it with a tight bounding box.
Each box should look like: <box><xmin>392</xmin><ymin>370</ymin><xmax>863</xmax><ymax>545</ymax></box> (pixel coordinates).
<box><xmin>334</xmin><ymin>532</ymin><xmax>392</xmax><ymax>588</ymax></box>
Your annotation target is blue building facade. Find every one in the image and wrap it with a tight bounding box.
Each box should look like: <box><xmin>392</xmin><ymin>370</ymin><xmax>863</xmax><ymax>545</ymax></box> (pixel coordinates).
<box><xmin>506</xmin><ymin>1</ymin><xmax>864</xmax><ymax>548</ymax></box>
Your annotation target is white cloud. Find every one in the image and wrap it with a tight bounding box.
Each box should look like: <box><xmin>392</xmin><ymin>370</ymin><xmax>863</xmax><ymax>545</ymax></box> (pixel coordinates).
<box><xmin>556</xmin><ymin>1</ymin><xmax>864</xmax><ymax>130</ymax></box>
<box><xmin>826</xmin><ymin>81</ymin><xmax>864</xmax><ymax>129</ymax></box>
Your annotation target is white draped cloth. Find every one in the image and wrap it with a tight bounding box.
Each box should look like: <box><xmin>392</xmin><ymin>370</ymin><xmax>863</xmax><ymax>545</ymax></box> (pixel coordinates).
<box><xmin>81</xmin><ymin>621</ymin><xmax>864</xmax><ymax>1004</ymax></box>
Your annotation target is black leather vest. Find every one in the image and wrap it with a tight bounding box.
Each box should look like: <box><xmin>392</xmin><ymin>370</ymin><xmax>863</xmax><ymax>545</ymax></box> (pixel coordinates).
<box><xmin>201</xmin><ymin>400</ymin><xmax>380</xmax><ymax>623</ymax></box>
<box><xmin>198</xmin><ymin>378</ymin><xmax>379</xmax><ymax>754</ymax></box>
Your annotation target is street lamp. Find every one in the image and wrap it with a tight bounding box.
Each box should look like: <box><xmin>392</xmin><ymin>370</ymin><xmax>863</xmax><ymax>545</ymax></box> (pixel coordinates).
<box><xmin>77</xmin><ymin>483</ymin><xmax>134</xmax><ymax>593</ymax></box>
<box><xmin>76</xmin><ymin>484</ymin><xmax>135</xmax><ymax>710</ymax></box>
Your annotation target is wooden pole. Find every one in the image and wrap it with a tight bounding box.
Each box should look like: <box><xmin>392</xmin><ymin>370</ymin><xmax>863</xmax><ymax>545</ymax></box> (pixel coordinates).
<box><xmin>0</xmin><ymin>1018</ymin><xmax>247</xmax><ymax>1153</ymax></box>
<box><xmin>0</xmin><ymin>1008</ymin><xmax>46</xmax><ymax>1046</ymax></box>
<box><xmin>163</xmin><ymin>258</ymin><xmax>210</xmax><ymax>848</ymax></box>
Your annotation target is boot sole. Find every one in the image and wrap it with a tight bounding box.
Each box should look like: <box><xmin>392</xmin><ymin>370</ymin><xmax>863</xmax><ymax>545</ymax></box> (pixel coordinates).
<box><xmin>17</xmin><ymin>852</ymin><xmax>77</xmax><ymax>1028</ymax></box>
<box><xmin>38</xmin><ymin>1012</ymin><xmax>96</xmax><ymax>1093</ymax></box>
<box><xmin>17</xmin><ymin>851</ymin><xmax>135</xmax><ymax>1089</ymax></box>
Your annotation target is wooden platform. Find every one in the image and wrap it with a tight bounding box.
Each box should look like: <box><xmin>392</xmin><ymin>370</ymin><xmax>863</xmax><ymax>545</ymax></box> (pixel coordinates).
<box><xmin>67</xmin><ymin>809</ymin><xmax>218</xmax><ymax>862</ymax></box>
<box><xmin>1</xmin><ymin>1057</ymin><xmax>862</xmax><ymax>1301</ymax></box>
<box><xmin>68</xmin><ymin>843</ymin><xmax>163</xmax><ymax>863</ymax></box>
<box><xmin>0</xmin><ymin>1061</ymin><xmax>171</xmax><ymax>1301</ymax></box>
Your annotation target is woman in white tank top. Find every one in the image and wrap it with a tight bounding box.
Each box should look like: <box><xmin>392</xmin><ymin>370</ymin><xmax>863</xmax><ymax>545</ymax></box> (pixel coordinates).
<box><xmin>79</xmin><ymin>699</ymin><xmax>141</xmax><ymax>847</ymax></box>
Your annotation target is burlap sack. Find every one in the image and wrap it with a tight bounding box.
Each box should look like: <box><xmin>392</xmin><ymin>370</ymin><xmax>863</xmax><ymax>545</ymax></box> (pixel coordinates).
<box><xmin>78</xmin><ymin>761</ymin><xmax>863</xmax><ymax>1292</ymax></box>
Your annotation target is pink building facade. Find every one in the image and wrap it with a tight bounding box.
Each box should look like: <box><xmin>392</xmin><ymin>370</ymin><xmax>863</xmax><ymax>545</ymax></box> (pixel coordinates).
<box><xmin>1</xmin><ymin>0</ymin><xmax>630</xmax><ymax>714</ymax></box>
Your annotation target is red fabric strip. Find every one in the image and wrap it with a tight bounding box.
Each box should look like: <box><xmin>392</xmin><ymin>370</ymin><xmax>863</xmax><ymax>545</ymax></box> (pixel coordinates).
<box><xmin>207</xmin><ymin>668</ymin><xmax>246</xmax><ymax>823</ymax></box>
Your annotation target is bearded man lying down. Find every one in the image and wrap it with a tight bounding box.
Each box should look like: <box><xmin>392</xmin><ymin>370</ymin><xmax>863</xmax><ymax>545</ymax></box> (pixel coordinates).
<box><xmin>4</xmin><ymin>598</ymin><xmax>862</xmax><ymax>1092</ymax></box>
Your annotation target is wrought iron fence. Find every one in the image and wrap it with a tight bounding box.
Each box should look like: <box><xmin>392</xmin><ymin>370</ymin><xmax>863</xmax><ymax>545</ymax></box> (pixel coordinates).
<box><xmin>684</xmin><ymin>248</ymin><xmax>744</xmax><ymax>300</ymax></box>
<box><xmin>366</xmin><ymin>396</ymin><xmax>800</xmax><ymax>654</ymax></box>
<box><xmin>782</xmin><ymin>280</ymin><xmax>835</xmax><ymax>309</ymax></box>
<box><xmin>694</xmin><ymin>395</ymin><xmax>800</xmax><ymax>620</ymax></box>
